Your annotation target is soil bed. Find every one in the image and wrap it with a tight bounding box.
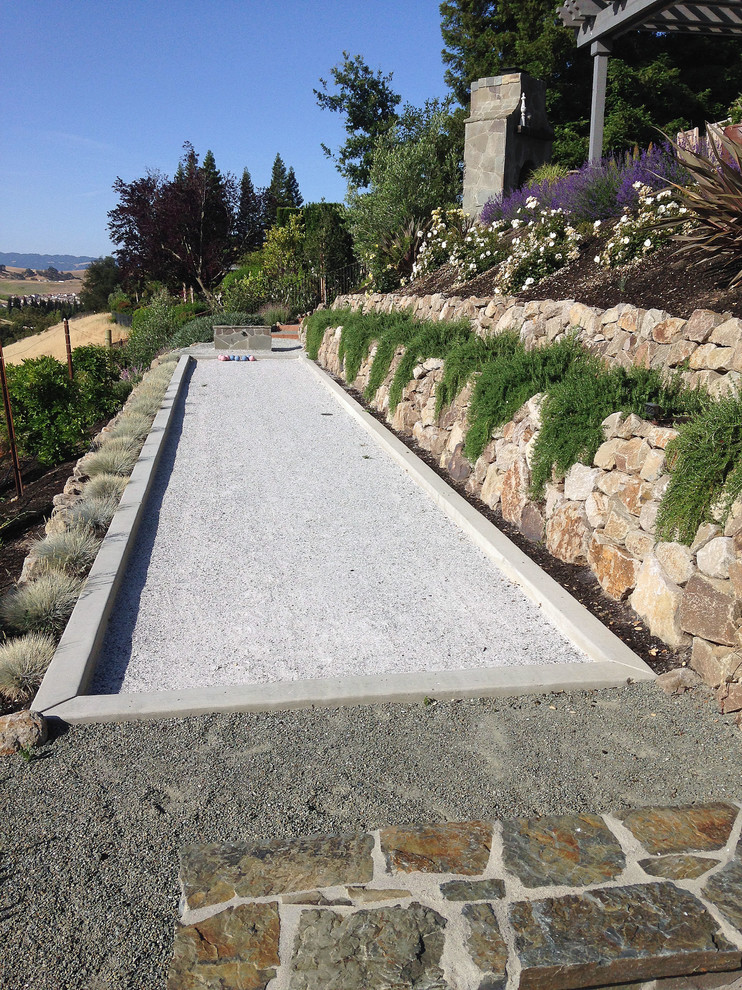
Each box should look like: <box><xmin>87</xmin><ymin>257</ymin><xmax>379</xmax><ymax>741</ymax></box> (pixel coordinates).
<box><xmin>405</xmin><ymin>240</ymin><xmax>742</xmax><ymax>319</ymax></box>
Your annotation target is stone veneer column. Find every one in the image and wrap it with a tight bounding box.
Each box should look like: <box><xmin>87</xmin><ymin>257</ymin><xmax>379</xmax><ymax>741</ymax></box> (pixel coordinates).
<box><xmin>463</xmin><ymin>72</ymin><xmax>554</xmax><ymax>218</ymax></box>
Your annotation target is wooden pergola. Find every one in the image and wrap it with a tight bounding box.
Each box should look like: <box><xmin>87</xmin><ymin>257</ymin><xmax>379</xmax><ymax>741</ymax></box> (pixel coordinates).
<box><xmin>558</xmin><ymin>0</ymin><xmax>742</xmax><ymax>161</ymax></box>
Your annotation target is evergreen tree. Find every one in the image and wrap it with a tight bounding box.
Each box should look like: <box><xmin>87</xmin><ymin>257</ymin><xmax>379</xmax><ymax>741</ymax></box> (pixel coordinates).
<box><xmin>265</xmin><ymin>153</ymin><xmax>289</xmax><ymax>225</ymax></box>
<box><xmin>236</xmin><ymin>167</ymin><xmax>266</xmax><ymax>252</ymax></box>
<box><xmin>314</xmin><ymin>52</ymin><xmax>402</xmax><ymax>188</ymax></box>
<box><xmin>285</xmin><ymin>167</ymin><xmax>303</xmax><ymax>208</ymax></box>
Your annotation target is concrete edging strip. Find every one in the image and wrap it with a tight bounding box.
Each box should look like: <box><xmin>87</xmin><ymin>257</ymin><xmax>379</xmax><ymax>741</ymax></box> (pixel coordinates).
<box><xmin>301</xmin><ymin>354</ymin><xmax>653</xmax><ymax>680</ymax></box>
<box><xmin>33</xmin><ymin>355</ymin><xmax>193</xmax><ymax>714</ymax></box>
<box><xmin>36</xmin><ymin>661</ymin><xmax>639</xmax><ymax>724</ymax></box>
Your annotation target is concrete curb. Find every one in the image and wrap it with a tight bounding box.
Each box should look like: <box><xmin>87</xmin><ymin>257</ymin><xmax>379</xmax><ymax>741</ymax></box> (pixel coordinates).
<box><xmin>301</xmin><ymin>355</ymin><xmax>653</xmax><ymax>680</ymax></box>
<box><xmin>33</xmin><ymin>355</ymin><xmax>193</xmax><ymax>714</ymax></box>
<box><xmin>34</xmin><ymin>661</ymin><xmax>648</xmax><ymax>724</ymax></box>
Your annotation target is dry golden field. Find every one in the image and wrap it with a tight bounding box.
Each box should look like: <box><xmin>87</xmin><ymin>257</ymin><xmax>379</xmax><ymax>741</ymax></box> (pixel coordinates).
<box><xmin>2</xmin><ymin>313</ymin><xmax>127</xmax><ymax>365</ymax></box>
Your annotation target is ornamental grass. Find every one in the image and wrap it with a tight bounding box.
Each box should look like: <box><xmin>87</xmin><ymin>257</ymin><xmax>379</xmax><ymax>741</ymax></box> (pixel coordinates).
<box><xmin>0</xmin><ymin>632</ymin><xmax>57</xmax><ymax>702</ymax></box>
<box><xmin>0</xmin><ymin>572</ymin><xmax>82</xmax><ymax>636</ymax></box>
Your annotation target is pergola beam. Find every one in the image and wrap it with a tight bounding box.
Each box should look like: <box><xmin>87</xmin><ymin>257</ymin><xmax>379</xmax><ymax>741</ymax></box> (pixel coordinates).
<box><xmin>558</xmin><ymin>0</ymin><xmax>742</xmax><ymax>161</ymax></box>
<box><xmin>575</xmin><ymin>0</ymin><xmax>675</xmax><ymax>47</ymax></box>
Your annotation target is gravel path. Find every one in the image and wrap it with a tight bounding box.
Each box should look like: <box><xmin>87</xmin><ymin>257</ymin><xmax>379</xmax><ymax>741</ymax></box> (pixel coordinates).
<box><xmin>2</xmin><ymin>686</ymin><xmax>741</xmax><ymax>988</ymax></box>
<box><xmin>93</xmin><ymin>358</ymin><xmax>587</xmax><ymax>694</ymax></box>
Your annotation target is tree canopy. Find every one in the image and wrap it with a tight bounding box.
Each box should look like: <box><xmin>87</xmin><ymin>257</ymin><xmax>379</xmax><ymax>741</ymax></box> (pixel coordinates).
<box><xmin>315</xmin><ymin>52</ymin><xmax>402</xmax><ymax>188</ymax></box>
<box><xmin>439</xmin><ymin>0</ymin><xmax>742</xmax><ymax>165</ymax></box>
<box><xmin>108</xmin><ymin>143</ymin><xmax>242</xmax><ymax>301</ymax></box>
<box><xmin>80</xmin><ymin>256</ymin><xmax>120</xmax><ymax>312</ymax></box>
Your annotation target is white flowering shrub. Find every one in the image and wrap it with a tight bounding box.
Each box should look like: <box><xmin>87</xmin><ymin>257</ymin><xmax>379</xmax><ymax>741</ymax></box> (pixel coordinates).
<box><xmin>410</xmin><ymin>207</ymin><xmax>470</xmax><ymax>282</ymax></box>
<box><xmin>595</xmin><ymin>184</ymin><xmax>692</xmax><ymax>268</ymax></box>
<box><xmin>493</xmin><ymin>200</ymin><xmax>582</xmax><ymax>295</ymax></box>
<box><xmin>409</xmin><ymin>197</ymin><xmax>581</xmax><ymax>293</ymax></box>
<box><xmin>411</xmin><ymin>207</ymin><xmax>515</xmax><ymax>284</ymax></box>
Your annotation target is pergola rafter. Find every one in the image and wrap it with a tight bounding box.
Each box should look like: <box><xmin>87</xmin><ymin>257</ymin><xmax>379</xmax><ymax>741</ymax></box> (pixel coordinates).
<box><xmin>557</xmin><ymin>0</ymin><xmax>742</xmax><ymax>160</ymax></box>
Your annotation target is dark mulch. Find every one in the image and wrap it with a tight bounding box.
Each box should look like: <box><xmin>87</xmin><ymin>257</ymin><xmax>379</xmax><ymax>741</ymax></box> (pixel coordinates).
<box><xmin>333</xmin><ymin>374</ymin><xmax>684</xmax><ymax>678</ymax></box>
<box><xmin>0</xmin><ymin>459</ymin><xmax>76</xmax><ymax>598</ymax></box>
<box><xmin>403</xmin><ymin>240</ymin><xmax>742</xmax><ymax>320</ymax></box>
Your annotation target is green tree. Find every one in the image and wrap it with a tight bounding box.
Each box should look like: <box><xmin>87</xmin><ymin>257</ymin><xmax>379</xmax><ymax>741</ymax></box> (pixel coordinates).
<box><xmin>440</xmin><ymin>1</ymin><xmax>742</xmax><ymax>167</ymax></box>
<box><xmin>346</xmin><ymin>104</ymin><xmax>461</xmax><ymax>289</ymax></box>
<box><xmin>314</xmin><ymin>52</ymin><xmax>402</xmax><ymax>188</ymax></box>
<box><xmin>236</xmin><ymin>167</ymin><xmax>266</xmax><ymax>251</ymax></box>
<box><xmin>80</xmin><ymin>256</ymin><xmax>120</xmax><ymax>312</ymax></box>
<box><xmin>285</xmin><ymin>167</ymin><xmax>303</xmax><ymax>208</ymax></box>
<box><xmin>266</xmin><ymin>154</ymin><xmax>290</xmax><ymax>225</ymax></box>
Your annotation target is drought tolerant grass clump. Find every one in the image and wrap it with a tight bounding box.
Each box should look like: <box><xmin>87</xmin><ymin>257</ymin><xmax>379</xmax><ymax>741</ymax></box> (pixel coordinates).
<box><xmin>83</xmin><ymin>473</ymin><xmax>129</xmax><ymax>501</ymax></box>
<box><xmin>530</xmin><ymin>359</ymin><xmax>705</xmax><ymax>498</ymax></box>
<box><xmin>70</xmin><ymin>495</ymin><xmax>121</xmax><ymax>534</ymax></box>
<box><xmin>657</xmin><ymin>392</ymin><xmax>742</xmax><ymax>544</ymax></box>
<box><xmin>124</xmin><ymin>393</ymin><xmax>163</xmax><ymax>419</ymax></box>
<box><xmin>84</xmin><ymin>441</ymin><xmax>140</xmax><ymax>478</ymax></box>
<box><xmin>0</xmin><ymin>632</ymin><xmax>57</xmax><ymax>703</ymax></box>
<box><xmin>29</xmin><ymin>525</ymin><xmax>101</xmax><ymax>578</ymax></box>
<box><xmin>106</xmin><ymin>412</ymin><xmax>153</xmax><ymax>443</ymax></box>
<box><xmin>0</xmin><ymin>572</ymin><xmax>82</xmax><ymax>635</ymax></box>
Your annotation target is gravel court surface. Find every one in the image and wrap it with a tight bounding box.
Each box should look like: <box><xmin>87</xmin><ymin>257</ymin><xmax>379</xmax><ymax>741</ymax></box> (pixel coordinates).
<box><xmin>2</xmin><ymin>686</ymin><xmax>741</xmax><ymax>989</ymax></box>
<box><xmin>92</xmin><ymin>358</ymin><xmax>588</xmax><ymax>695</ymax></box>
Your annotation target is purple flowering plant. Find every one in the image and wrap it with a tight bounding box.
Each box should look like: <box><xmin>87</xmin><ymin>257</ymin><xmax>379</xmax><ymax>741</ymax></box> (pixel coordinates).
<box><xmin>481</xmin><ymin>144</ymin><xmax>690</xmax><ymax>226</ymax></box>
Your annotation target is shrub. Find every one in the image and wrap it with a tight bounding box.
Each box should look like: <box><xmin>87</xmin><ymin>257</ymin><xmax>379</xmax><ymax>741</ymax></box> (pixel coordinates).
<box><xmin>530</xmin><ymin>359</ymin><xmax>705</xmax><ymax>497</ymax></box>
<box><xmin>125</xmin><ymin>291</ymin><xmax>180</xmax><ymax>368</ymax></box>
<box><xmin>0</xmin><ymin>572</ymin><xmax>82</xmax><ymax>635</ymax></box>
<box><xmin>346</xmin><ymin>103</ymin><xmax>461</xmax><ymax>290</ymax></box>
<box><xmin>657</xmin><ymin>392</ymin><xmax>742</xmax><ymax>545</ymax></box>
<box><xmin>259</xmin><ymin>304</ymin><xmax>291</xmax><ymax>326</ymax></box>
<box><xmin>29</xmin><ymin>525</ymin><xmax>101</xmax><ymax>577</ymax></box>
<box><xmin>0</xmin><ymin>632</ymin><xmax>57</xmax><ymax>703</ymax></box>
<box><xmin>595</xmin><ymin>185</ymin><xmax>692</xmax><ymax>268</ymax></box>
<box><xmin>482</xmin><ymin>144</ymin><xmax>690</xmax><ymax>225</ymax></box>
<box><xmin>662</xmin><ymin>129</ymin><xmax>742</xmax><ymax>286</ymax></box>
<box><xmin>494</xmin><ymin>203</ymin><xmax>582</xmax><ymax>295</ymax></box>
<box><xmin>465</xmin><ymin>336</ymin><xmax>584</xmax><ymax>461</ymax></box>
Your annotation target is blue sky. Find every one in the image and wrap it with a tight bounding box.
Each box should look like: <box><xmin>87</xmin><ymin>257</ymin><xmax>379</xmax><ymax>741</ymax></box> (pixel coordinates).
<box><xmin>2</xmin><ymin>1</ymin><xmax>450</xmax><ymax>258</ymax></box>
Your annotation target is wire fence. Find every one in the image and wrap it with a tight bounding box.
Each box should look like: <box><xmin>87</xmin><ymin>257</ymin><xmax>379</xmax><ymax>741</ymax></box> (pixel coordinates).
<box><xmin>277</xmin><ymin>261</ymin><xmax>367</xmax><ymax>315</ymax></box>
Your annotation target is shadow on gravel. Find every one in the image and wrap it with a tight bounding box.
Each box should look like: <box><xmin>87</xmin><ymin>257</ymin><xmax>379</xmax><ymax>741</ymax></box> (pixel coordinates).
<box><xmin>88</xmin><ymin>361</ymin><xmax>194</xmax><ymax>694</ymax></box>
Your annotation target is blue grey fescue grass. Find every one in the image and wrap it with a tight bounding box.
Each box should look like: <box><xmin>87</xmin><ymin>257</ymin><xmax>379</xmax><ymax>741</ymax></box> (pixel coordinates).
<box><xmin>83</xmin><ymin>473</ymin><xmax>129</xmax><ymax>501</ymax></box>
<box><xmin>29</xmin><ymin>525</ymin><xmax>101</xmax><ymax>577</ymax></box>
<box><xmin>0</xmin><ymin>631</ymin><xmax>57</xmax><ymax>702</ymax></box>
<box><xmin>0</xmin><ymin>572</ymin><xmax>83</xmax><ymax>635</ymax></box>
<box><xmin>69</xmin><ymin>495</ymin><xmax>121</xmax><ymax>534</ymax></box>
<box><xmin>84</xmin><ymin>442</ymin><xmax>140</xmax><ymax>478</ymax></box>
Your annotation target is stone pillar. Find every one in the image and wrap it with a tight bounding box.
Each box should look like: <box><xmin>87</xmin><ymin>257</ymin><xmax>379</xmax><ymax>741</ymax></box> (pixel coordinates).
<box><xmin>463</xmin><ymin>72</ymin><xmax>554</xmax><ymax>218</ymax></box>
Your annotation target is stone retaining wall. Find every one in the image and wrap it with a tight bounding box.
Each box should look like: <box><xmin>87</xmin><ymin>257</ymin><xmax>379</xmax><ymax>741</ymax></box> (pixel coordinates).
<box><xmin>305</xmin><ymin>293</ymin><xmax>742</xmax><ymax>712</ymax></box>
<box><xmin>331</xmin><ymin>291</ymin><xmax>742</xmax><ymax>397</ymax></box>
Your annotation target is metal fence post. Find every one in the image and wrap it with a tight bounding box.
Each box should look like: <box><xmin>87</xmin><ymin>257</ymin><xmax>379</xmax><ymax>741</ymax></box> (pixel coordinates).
<box><xmin>0</xmin><ymin>339</ymin><xmax>23</xmax><ymax>497</ymax></box>
<box><xmin>63</xmin><ymin>317</ymin><xmax>73</xmax><ymax>380</ymax></box>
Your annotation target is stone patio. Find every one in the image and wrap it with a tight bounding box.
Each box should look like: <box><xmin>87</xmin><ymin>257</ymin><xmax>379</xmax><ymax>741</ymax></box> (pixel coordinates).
<box><xmin>168</xmin><ymin>803</ymin><xmax>742</xmax><ymax>990</ymax></box>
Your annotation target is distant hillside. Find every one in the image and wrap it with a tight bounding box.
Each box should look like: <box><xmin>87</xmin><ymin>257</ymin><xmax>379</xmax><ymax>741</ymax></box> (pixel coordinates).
<box><xmin>0</xmin><ymin>252</ymin><xmax>97</xmax><ymax>270</ymax></box>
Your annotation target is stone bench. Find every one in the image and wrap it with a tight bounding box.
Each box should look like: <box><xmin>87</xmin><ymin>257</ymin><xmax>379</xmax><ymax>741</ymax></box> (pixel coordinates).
<box><xmin>213</xmin><ymin>324</ymin><xmax>272</xmax><ymax>351</ymax></box>
<box><xmin>168</xmin><ymin>802</ymin><xmax>742</xmax><ymax>990</ymax></box>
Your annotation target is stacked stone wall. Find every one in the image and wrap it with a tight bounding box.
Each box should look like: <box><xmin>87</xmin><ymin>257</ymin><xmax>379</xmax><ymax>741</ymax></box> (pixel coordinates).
<box><xmin>306</xmin><ymin>292</ymin><xmax>742</xmax><ymax>711</ymax></box>
<box><xmin>330</xmin><ymin>291</ymin><xmax>742</xmax><ymax>397</ymax></box>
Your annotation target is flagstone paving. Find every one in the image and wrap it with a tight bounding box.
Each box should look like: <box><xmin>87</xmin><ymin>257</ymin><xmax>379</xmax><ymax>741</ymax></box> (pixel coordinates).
<box><xmin>168</xmin><ymin>802</ymin><xmax>742</xmax><ymax>990</ymax></box>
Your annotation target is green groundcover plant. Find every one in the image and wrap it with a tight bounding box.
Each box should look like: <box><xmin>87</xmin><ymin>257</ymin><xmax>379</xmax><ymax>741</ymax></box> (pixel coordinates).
<box><xmin>306</xmin><ymin>308</ymin><xmax>714</xmax><ymax>539</ymax></box>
